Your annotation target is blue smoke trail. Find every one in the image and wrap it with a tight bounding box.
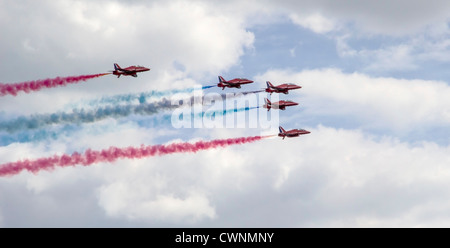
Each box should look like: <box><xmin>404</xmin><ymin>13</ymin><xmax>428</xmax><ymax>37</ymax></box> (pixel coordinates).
<box><xmin>201</xmin><ymin>85</ymin><xmax>215</xmax><ymax>89</ymax></box>
<box><xmin>63</xmin><ymin>86</ymin><xmax>261</xmax><ymax>112</ymax></box>
<box><xmin>0</xmin><ymin>98</ymin><xmax>176</xmax><ymax>133</ymax></box>
<box><xmin>0</xmin><ymin>116</ymin><xmax>166</xmax><ymax>146</ymax></box>
<box><xmin>200</xmin><ymin>106</ymin><xmax>259</xmax><ymax>118</ymax></box>
<box><xmin>0</xmin><ymin>106</ymin><xmax>260</xmax><ymax>145</ymax></box>
<box><xmin>168</xmin><ymin>106</ymin><xmax>259</xmax><ymax>122</ymax></box>
<box><xmin>0</xmin><ymin>125</ymin><xmax>80</xmax><ymax>146</ymax></box>
<box><xmin>1</xmin><ymin>89</ymin><xmax>265</xmax><ymax>134</ymax></box>
<box><xmin>83</xmin><ymin>85</ymin><xmax>215</xmax><ymax>106</ymax></box>
<box><xmin>130</xmin><ymin>106</ymin><xmax>260</xmax><ymax>128</ymax></box>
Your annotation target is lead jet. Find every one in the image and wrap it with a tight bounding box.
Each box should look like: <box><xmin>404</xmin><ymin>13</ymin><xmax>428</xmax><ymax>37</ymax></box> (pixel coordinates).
<box><xmin>217</xmin><ymin>76</ymin><xmax>253</xmax><ymax>90</ymax></box>
<box><xmin>278</xmin><ymin>126</ymin><xmax>310</xmax><ymax>140</ymax></box>
<box><xmin>263</xmin><ymin>98</ymin><xmax>298</xmax><ymax>111</ymax></box>
<box><xmin>265</xmin><ymin>81</ymin><xmax>302</xmax><ymax>95</ymax></box>
<box><xmin>112</xmin><ymin>63</ymin><xmax>150</xmax><ymax>78</ymax></box>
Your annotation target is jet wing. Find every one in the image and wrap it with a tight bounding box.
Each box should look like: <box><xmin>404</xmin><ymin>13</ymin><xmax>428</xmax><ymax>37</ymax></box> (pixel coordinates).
<box><xmin>274</xmin><ymin>84</ymin><xmax>295</xmax><ymax>90</ymax></box>
<box><xmin>272</xmin><ymin>86</ymin><xmax>286</xmax><ymax>90</ymax></box>
<box><xmin>223</xmin><ymin>81</ymin><xmax>240</xmax><ymax>86</ymax></box>
<box><xmin>119</xmin><ymin>68</ymin><xmax>135</xmax><ymax>73</ymax></box>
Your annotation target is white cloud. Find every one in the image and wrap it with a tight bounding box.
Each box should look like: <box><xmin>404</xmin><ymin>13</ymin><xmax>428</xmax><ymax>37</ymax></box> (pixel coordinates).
<box><xmin>336</xmin><ymin>36</ymin><xmax>418</xmax><ymax>71</ymax></box>
<box><xmin>120</xmin><ymin>0</ymin><xmax>450</xmax><ymax>37</ymax></box>
<box><xmin>270</xmin><ymin>0</ymin><xmax>450</xmax><ymax>72</ymax></box>
<box><xmin>0</xmin><ymin>0</ymin><xmax>256</xmax><ymax>116</ymax></box>
<box><xmin>97</xmin><ymin>177</ymin><xmax>216</xmax><ymax>223</ymax></box>
<box><xmin>1</xmin><ymin>124</ymin><xmax>450</xmax><ymax>227</ymax></box>
<box><xmin>290</xmin><ymin>13</ymin><xmax>337</xmax><ymax>34</ymax></box>
<box><xmin>272</xmin><ymin>0</ymin><xmax>450</xmax><ymax>36</ymax></box>
<box><xmin>7</xmin><ymin>0</ymin><xmax>254</xmax><ymax>75</ymax></box>
<box><xmin>335</xmin><ymin>31</ymin><xmax>450</xmax><ymax>72</ymax></box>
<box><xmin>89</xmin><ymin>125</ymin><xmax>450</xmax><ymax>227</ymax></box>
<box><xmin>289</xmin><ymin>47</ymin><xmax>296</xmax><ymax>57</ymax></box>
<box><xmin>214</xmin><ymin>125</ymin><xmax>450</xmax><ymax>227</ymax></box>
<box><xmin>414</xmin><ymin>34</ymin><xmax>450</xmax><ymax>62</ymax></box>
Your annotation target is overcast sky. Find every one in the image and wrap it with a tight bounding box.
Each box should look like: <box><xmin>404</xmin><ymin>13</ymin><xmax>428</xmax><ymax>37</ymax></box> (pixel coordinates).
<box><xmin>1</xmin><ymin>0</ymin><xmax>450</xmax><ymax>227</ymax></box>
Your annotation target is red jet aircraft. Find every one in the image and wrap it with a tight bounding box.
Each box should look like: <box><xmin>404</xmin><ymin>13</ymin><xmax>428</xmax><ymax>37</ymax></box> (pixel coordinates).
<box><xmin>112</xmin><ymin>63</ymin><xmax>150</xmax><ymax>78</ymax></box>
<box><xmin>278</xmin><ymin>126</ymin><xmax>310</xmax><ymax>140</ymax></box>
<box><xmin>265</xmin><ymin>81</ymin><xmax>302</xmax><ymax>94</ymax></box>
<box><xmin>263</xmin><ymin>98</ymin><xmax>299</xmax><ymax>111</ymax></box>
<box><xmin>217</xmin><ymin>76</ymin><xmax>254</xmax><ymax>90</ymax></box>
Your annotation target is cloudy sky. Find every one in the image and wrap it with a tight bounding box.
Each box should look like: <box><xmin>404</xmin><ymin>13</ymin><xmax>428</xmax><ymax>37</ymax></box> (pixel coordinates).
<box><xmin>1</xmin><ymin>0</ymin><xmax>450</xmax><ymax>227</ymax></box>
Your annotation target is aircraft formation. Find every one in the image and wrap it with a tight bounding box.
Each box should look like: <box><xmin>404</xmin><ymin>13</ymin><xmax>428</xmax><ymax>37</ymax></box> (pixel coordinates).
<box><xmin>212</xmin><ymin>74</ymin><xmax>310</xmax><ymax>139</ymax></box>
<box><xmin>103</xmin><ymin>64</ymin><xmax>310</xmax><ymax>140</ymax></box>
<box><xmin>108</xmin><ymin>64</ymin><xmax>310</xmax><ymax>140</ymax></box>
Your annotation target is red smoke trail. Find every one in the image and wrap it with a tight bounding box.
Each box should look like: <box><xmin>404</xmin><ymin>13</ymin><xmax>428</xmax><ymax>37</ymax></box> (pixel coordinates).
<box><xmin>0</xmin><ymin>73</ymin><xmax>111</xmax><ymax>97</ymax></box>
<box><xmin>0</xmin><ymin>135</ymin><xmax>272</xmax><ymax>177</ymax></box>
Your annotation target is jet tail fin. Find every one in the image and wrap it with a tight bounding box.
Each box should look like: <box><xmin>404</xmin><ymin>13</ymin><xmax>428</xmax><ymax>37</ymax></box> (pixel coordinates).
<box><xmin>266</xmin><ymin>81</ymin><xmax>274</xmax><ymax>88</ymax></box>
<box><xmin>218</xmin><ymin>76</ymin><xmax>226</xmax><ymax>84</ymax></box>
<box><xmin>279</xmin><ymin>126</ymin><xmax>286</xmax><ymax>134</ymax></box>
<box><xmin>114</xmin><ymin>63</ymin><xmax>121</xmax><ymax>71</ymax></box>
